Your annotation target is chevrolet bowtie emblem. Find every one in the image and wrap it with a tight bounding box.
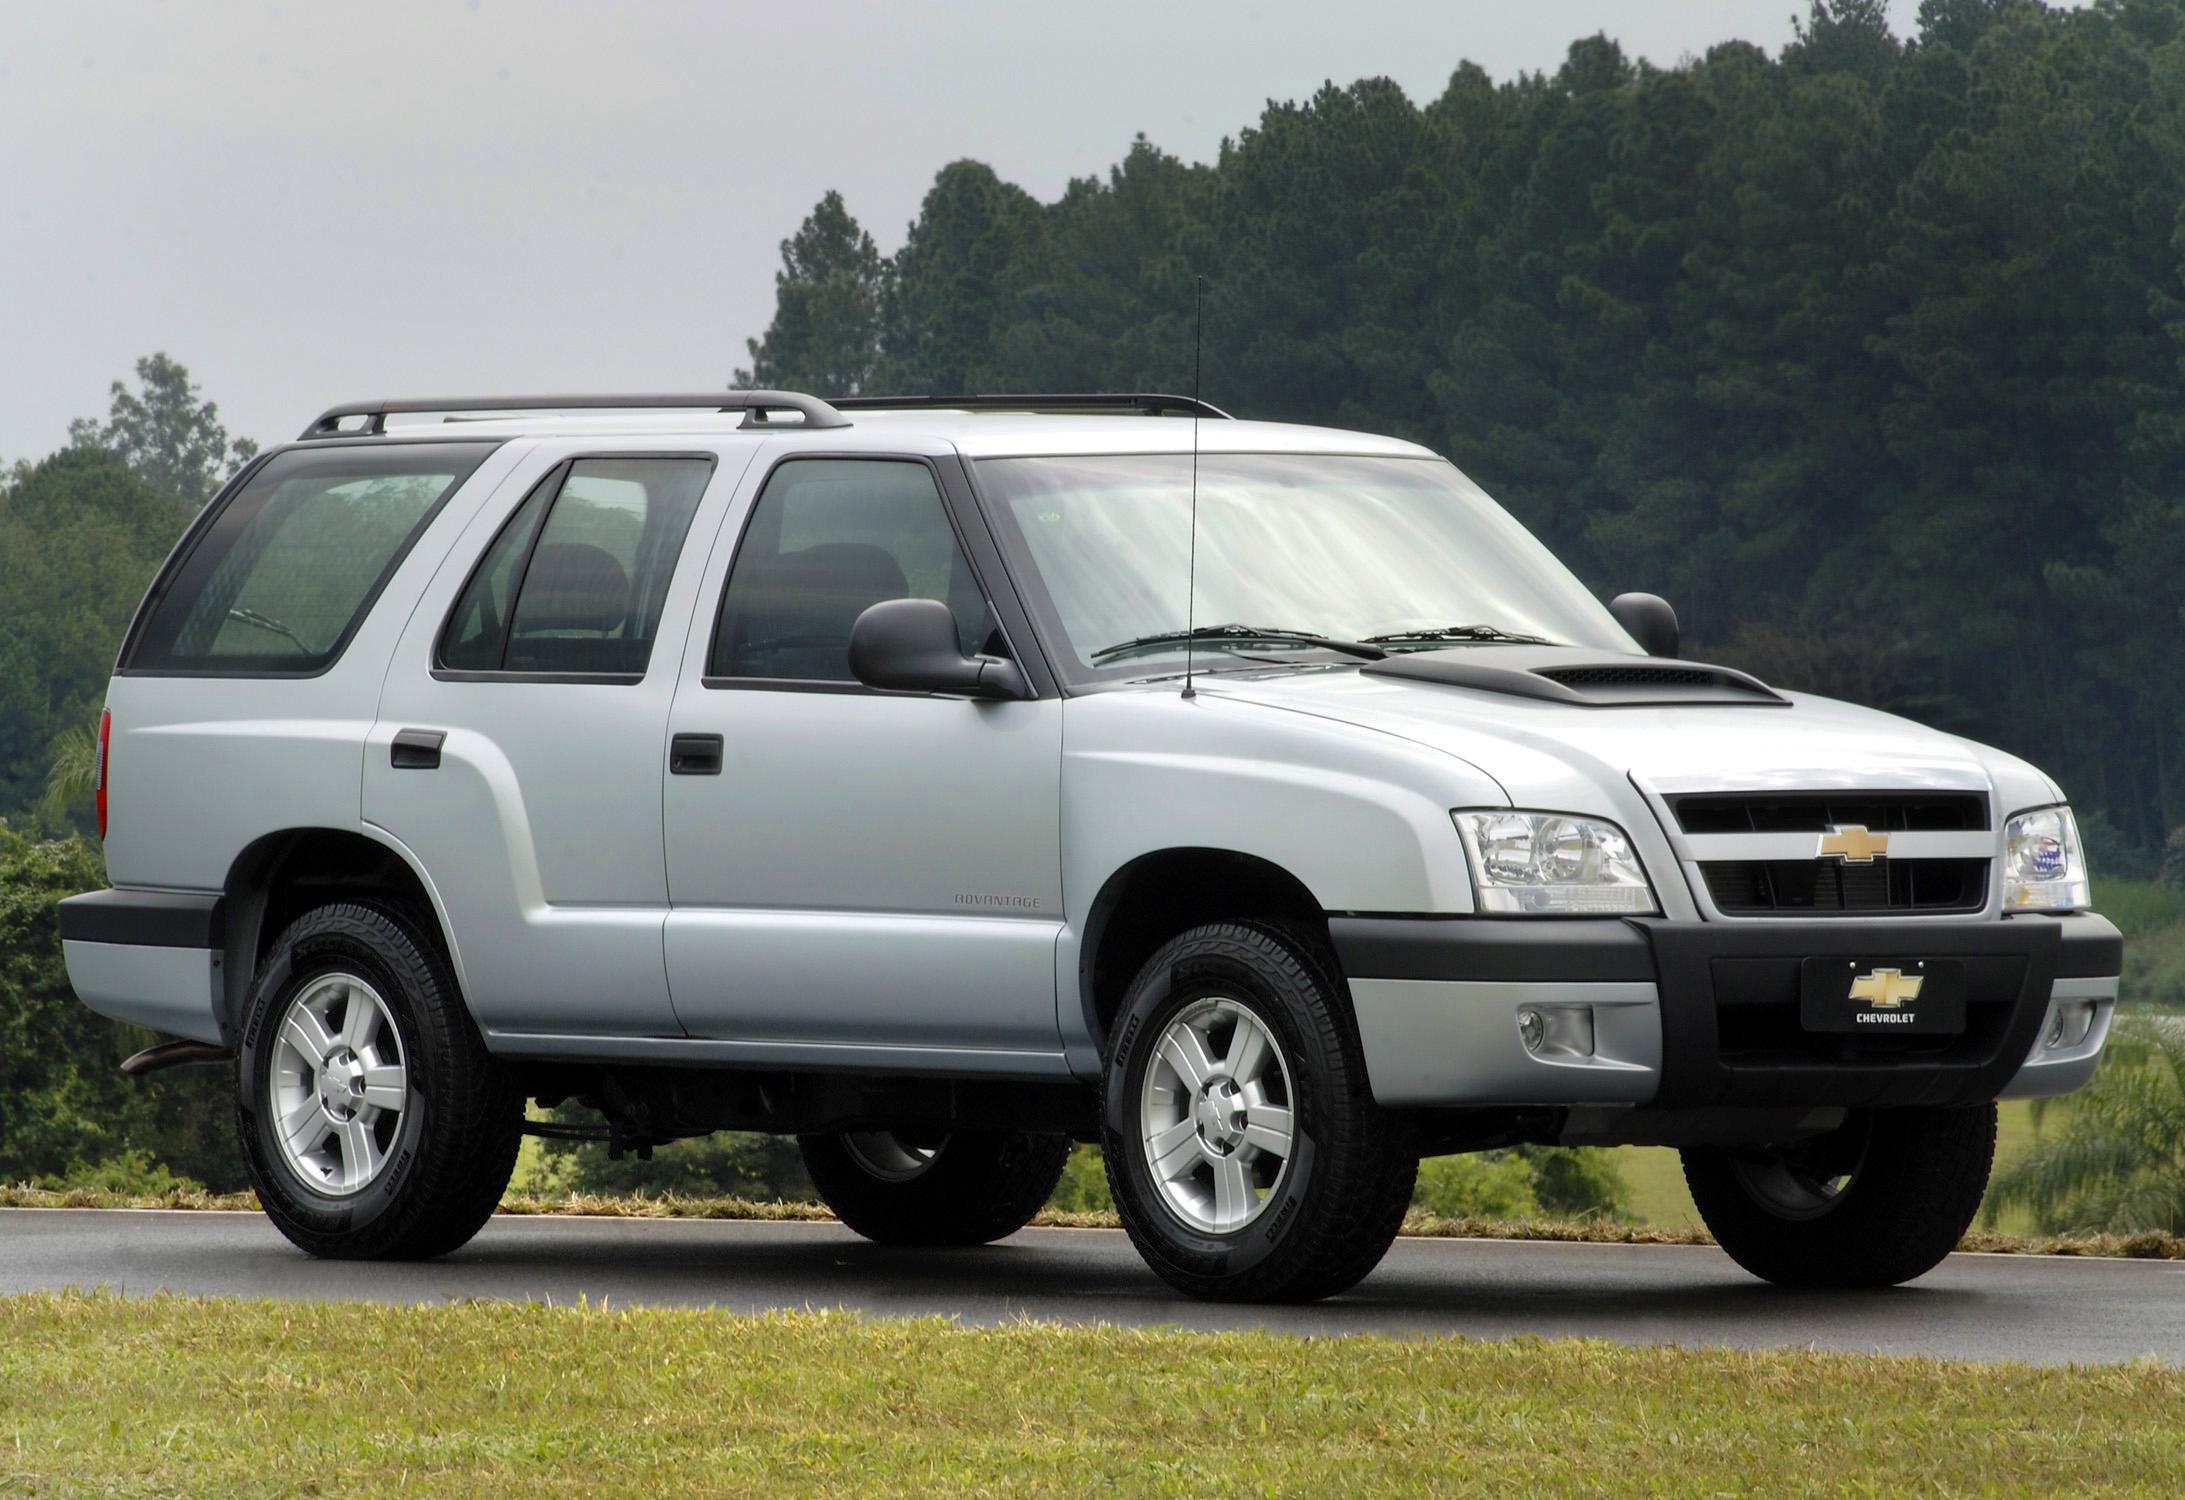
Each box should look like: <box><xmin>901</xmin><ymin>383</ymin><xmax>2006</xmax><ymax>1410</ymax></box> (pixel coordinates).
<box><xmin>1849</xmin><ymin>967</ymin><xmax>1923</xmax><ymax>1008</ymax></box>
<box><xmin>1817</xmin><ymin>824</ymin><xmax>1888</xmax><ymax>863</ymax></box>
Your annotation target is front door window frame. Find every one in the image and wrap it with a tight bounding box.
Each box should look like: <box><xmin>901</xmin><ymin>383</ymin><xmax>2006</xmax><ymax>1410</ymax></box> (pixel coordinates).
<box><xmin>698</xmin><ymin>449</ymin><xmax>1056</xmax><ymax>699</ymax></box>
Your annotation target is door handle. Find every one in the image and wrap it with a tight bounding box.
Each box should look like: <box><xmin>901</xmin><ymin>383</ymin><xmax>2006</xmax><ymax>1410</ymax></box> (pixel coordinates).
<box><xmin>390</xmin><ymin>729</ymin><xmax>445</xmax><ymax>770</ymax></box>
<box><xmin>669</xmin><ymin>732</ymin><xmax>724</xmax><ymax>776</ymax></box>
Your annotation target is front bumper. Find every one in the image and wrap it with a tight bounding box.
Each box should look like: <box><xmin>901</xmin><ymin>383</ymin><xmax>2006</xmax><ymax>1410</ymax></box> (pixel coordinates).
<box><xmin>1332</xmin><ymin>912</ymin><xmax>2122</xmax><ymax>1110</ymax></box>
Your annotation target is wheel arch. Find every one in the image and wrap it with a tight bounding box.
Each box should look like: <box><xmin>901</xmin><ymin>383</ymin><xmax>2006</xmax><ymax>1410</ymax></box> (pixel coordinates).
<box><xmin>220</xmin><ymin>826</ymin><xmax>466</xmax><ymax>1036</ymax></box>
<box><xmin>1077</xmin><ymin>847</ymin><xmax>1334</xmax><ymax>1052</ymax></box>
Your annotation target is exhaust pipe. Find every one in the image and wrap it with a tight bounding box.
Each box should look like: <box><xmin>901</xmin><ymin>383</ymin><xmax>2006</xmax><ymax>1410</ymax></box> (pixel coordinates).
<box><xmin>120</xmin><ymin>1039</ymin><xmax>235</xmax><ymax>1077</ymax></box>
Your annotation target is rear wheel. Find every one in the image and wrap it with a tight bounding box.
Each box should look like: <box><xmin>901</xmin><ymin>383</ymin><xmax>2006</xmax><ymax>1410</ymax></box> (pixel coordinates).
<box><xmin>1102</xmin><ymin>921</ymin><xmax>1415</xmax><ymax>1303</ymax></box>
<box><xmin>237</xmin><ymin>902</ymin><xmax>522</xmax><ymax>1260</ymax></box>
<box><xmin>1682</xmin><ymin>1104</ymin><xmax>1996</xmax><ymax>1288</ymax></box>
<box><xmin>798</xmin><ymin>1129</ymin><xmax>1072</xmax><ymax>1246</ymax></box>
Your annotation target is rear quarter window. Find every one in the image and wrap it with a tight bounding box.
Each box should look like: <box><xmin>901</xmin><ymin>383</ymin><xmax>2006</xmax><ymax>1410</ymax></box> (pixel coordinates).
<box><xmin>123</xmin><ymin>443</ymin><xmax>496</xmax><ymax>675</ymax></box>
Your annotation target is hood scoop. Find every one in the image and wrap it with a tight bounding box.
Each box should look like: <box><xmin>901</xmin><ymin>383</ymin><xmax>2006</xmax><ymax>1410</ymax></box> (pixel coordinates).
<box><xmin>1361</xmin><ymin>646</ymin><xmax>1786</xmax><ymax>708</ymax></box>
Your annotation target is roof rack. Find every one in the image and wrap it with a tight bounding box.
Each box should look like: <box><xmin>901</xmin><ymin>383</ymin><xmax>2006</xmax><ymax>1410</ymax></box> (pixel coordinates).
<box><xmin>297</xmin><ymin>390</ymin><xmax>850</xmax><ymax>441</ymax></box>
<box><xmin>827</xmin><ymin>393</ymin><xmax>1231</xmax><ymax>419</ymax></box>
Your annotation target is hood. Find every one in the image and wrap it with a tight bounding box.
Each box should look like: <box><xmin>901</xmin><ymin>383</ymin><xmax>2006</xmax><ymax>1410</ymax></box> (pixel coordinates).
<box><xmin>1190</xmin><ymin>657</ymin><xmax>2056</xmax><ymax>815</ymax></box>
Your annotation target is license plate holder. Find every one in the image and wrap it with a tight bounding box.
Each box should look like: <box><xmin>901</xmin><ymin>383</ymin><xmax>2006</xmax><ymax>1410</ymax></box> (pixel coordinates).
<box><xmin>1799</xmin><ymin>958</ymin><xmax>1967</xmax><ymax>1035</ymax></box>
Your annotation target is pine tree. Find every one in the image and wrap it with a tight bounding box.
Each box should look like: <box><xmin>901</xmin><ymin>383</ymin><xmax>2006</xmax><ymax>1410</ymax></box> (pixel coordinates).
<box><xmin>734</xmin><ymin>191</ymin><xmax>886</xmax><ymax>396</ymax></box>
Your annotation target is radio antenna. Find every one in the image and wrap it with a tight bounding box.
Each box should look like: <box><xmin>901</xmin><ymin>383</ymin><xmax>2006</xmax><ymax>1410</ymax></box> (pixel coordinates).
<box><xmin>1182</xmin><ymin>275</ymin><xmax>1205</xmax><ymax>701</ymax></box>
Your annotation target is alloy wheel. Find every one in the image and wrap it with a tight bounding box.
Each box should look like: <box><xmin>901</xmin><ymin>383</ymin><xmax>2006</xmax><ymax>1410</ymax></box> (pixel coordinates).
<box><xmin>1137</xmin><ymin>996</ymin><xmax>1296</xmax><ymax>1234</ymax></box>
<box><xmin>267</xmin><ymin>971</ymin><xmax>410</xmax><ymax>1197</ymax></box>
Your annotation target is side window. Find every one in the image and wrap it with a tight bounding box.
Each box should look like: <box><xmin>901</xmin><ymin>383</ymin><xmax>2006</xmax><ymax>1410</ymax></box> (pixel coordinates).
<box><xmin>438</xmin><ymin>456</ymin><xmax>714</xmax><ymax>677</ymax></box>
<box><xmin>438</xmin><ymin>466</ymin><xmax>556</xmax><ymax>671</ymax></box>
<box><xmin>710</xmin><ymin>459</ymin><xmax>988</xmax><ymax>683</ymax></box>
<box><xmin>126</xmin><ymin>442</ymin><xmax>496</xmax><ymax>675</ymax></box>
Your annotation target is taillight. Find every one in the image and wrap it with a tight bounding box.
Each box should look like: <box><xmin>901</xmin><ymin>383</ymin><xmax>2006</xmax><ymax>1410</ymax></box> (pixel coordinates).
<box><xmin>95</xmin><ymin>709</ymin><xmax>111</xmax><ymax>841</ymax></box>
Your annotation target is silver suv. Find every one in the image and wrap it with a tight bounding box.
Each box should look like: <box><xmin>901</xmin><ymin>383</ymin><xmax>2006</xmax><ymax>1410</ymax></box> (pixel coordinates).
<box><xmin>60</xmin><ymin>391</ymin><xmax>2122</xmax><ymax>1302</ymax></box>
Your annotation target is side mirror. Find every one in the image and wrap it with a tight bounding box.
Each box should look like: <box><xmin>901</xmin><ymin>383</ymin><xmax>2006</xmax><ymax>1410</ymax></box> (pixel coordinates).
<box><xmin>1609</xmin><ymin>592</ymin><xmax>1680</xmax><ymax>658</ymax></box>
<box><xmin>849</xmin><ymin>598</ymin><xmax>1029</xmax><ymax>700</ymax></box>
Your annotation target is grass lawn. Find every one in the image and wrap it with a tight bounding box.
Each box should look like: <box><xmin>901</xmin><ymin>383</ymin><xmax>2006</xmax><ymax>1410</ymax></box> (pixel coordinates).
<box><xmin>1</xmin><ymin>1291</ymin><xmax>2181</xmax><ymax>1497</ymax></box>
<box><xmin>1604</xmin><ymin>1145</ymin><xmax>1700</xmax><ymax>1228</ymax></box>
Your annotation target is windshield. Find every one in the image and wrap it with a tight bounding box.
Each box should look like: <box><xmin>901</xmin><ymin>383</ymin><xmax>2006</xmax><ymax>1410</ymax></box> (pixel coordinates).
<box><xmin>978</xmin><ymin>453</ymin><xmax>1638</xmax><ymax>677</ymax></box>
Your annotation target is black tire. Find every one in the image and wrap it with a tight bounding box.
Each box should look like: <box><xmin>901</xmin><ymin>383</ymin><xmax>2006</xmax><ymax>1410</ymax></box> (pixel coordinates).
<box><xmin>798</xmin><ymin>1130</ymin><xmax>1072</xmax><ymax>1246</ymax></box>
<box><xmin>1101</xmin><ymin>921</ymin><xmax>1416</xmax><ymax>1303</ymax></box>
<box><xmin>1682</xmin><ymin>1104</ymin><xmax>1997</xmax><ymax>1288</ymax></box>
<box><xmin>236</xmin><ymin>902</ymin><xmax>522</xmax><ymax>1260</ymax></box>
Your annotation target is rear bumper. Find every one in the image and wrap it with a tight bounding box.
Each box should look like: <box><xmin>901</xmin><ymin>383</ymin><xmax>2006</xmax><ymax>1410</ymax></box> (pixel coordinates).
<box><xmin>1333</xmin><ymin>912</ymin><xmax>2121</xmax><ymax>1110</ymax></box>
<box><xmin>57</xmin><ymin>889</ymin><xmax>226</xmax><ymax>1045</ymax></box>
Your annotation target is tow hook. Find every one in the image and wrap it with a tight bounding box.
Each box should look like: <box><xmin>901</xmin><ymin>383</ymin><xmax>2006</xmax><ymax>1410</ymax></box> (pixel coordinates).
<box><xmin>119</xmin><ymin>1039</ymin><xmax>236</xmax><ymax>1077</ymax></box>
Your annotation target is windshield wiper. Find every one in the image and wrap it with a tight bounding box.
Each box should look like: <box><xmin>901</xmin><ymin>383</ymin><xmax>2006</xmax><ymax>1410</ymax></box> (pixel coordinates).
<box><xmin>226</xmin><ymin>606</ymin><xmax>315</xmax><ymax>653</ymax></box>
<box><xmin>1091</xmin><ymin>623</ymin><xmax>1387</xmax><ymax>664</ymax></box>
<box><xmin>1361</xmin><ymin>623</ymin><xmax>1555</xmax><ymax>649</ymax></box>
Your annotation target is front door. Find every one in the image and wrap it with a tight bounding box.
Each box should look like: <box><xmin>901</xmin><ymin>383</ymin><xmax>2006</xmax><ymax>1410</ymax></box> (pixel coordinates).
<box><xmin>366</xmin><ymin>449</ymin><xmax>734</xmax><ymax>1038</ymax></box>
<box><xmin>662</xmin><ymin>451</ymin><xmax>1066</xmax><ymax>1071</ymax></box>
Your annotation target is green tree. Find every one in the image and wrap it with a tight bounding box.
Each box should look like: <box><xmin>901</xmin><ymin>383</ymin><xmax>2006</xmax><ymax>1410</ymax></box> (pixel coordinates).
<box><xmin>986</xmin><ymin>138</ymin><xmax>1212</xmax><ymax>394</ymax></box>
<box><xmin>0</xmin><ymin>823</ymin><xmax>243</xmax><ymax>1189</ymax></box>
<box><xmin>735</xmin><ymin>191</ymin><xmax>887</xmax><ymax>396</ymax></box>
<box><xmin>1989</xmin><ymin>1017</ymin><xmax>2185</xmax><ymax>1233</ymax></box>
<box><xmin>876</xmin><ymin>161</ymin><xmax>1042</xmax><ymax>393</ymax></box>
<box><xmin>0</xmin><ymin>449</ymin><xmax>190</xmax><ymax>820</ymax></box>
<box><xmin>741</xmin><ymin>1</ymin><xmax>2185</xmax><ymax>862</ymax></box>
<box><xmin>0</xmin><ymin>829</ymin><xmax>119</xmax><ymax>1179</ymax></box>
<box><xmin>1787</xmin><ymin>0</ymin><xmax>1902</xmax><ymax>83</ymax></box>
<box><xmin>68</xmin><ymin>352</ymin><xmax>258</xmax><ymax>506</ymax></box>
<box><xmin>36</xmin><ymin>722</ymin><xmax>99</xmax><ymax>832</ymax></box>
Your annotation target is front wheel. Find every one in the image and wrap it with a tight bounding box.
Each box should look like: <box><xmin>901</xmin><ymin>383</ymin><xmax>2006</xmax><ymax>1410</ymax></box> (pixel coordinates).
<box><xmin>798</xmin><ymin>1130</ymin><xmax>1072</xmax><ymax>1246</ymax></box>
<box><xmin>1102</xmin><ymin>921</ymin><xmax>1416</xmax><ymax>1303</ymax></box>
<box><xmin>1682</xmin><ymin>1104</ymin><xmax>1997</xmax><ymax>1288</ymax></box>
<box><xmin>237</xmin><ymin>902</ymin><xmax>522</xmax><ymax>1260</ymax></box>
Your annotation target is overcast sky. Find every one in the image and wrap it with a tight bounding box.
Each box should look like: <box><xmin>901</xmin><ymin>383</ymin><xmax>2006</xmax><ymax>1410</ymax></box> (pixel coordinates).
<box><xmin>0</xmin><ymin>0</ymin><xmax>1921</xmax><ymax>462</ymax></box>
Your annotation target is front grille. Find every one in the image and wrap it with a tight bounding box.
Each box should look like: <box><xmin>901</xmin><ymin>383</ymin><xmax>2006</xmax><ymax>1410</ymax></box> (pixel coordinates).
<box><xmin>1677</xmin><ymin>791</ymin><xmax>1992</xmax><ymax>916</ymax></box>
<box><xmin>1673</xmin><ymin>791</ymin><xmax>1988</xmax><ymax>835</ymax></box>
<box><xmin>1700</xmin><ymin>857</ymin><xmax>1989</xmax><ymax>915</ymax></box>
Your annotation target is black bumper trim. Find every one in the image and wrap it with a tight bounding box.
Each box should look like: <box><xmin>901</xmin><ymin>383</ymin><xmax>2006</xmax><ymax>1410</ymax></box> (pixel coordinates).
<box><xmin>56</xmin><ymin>889</ymin><xmax>224</xmax><ymax>950</ymax></box>
<box><xmin>1328</xmin><ymin>910</ymin><xmax>2123</xmax><ymax>1111</ymax></box>
<box><xmin>2051</xmin><ymin>914</ymin><xmax>2125</xmax><ymax>980</ymax></box>
<box><xmin>1639</xmin><ymin>914</ymin><xmax>2118</xmax><ymax>1109</ymax></box>
<box><xmin>1329</xmin><ymin>917</ymin><xmax>1655</xmax><ymax>984</ymax></box>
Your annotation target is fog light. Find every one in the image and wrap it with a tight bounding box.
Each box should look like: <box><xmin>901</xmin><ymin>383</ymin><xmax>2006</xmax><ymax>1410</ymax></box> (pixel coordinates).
<box><xmin>1516</xmin><ymin>1005</ymin><xmax>1595</xmax><ymax>1058</ymax></box>
<box><xmin>2046</xmin><ymin>999</ymin><xmax>2096</xmax><ymax>1051</ymax></box>
<box><xmin>1517</xmin><ymin>1008</ymin><xmax>1546</xmax><ymax>1053</ymax></box>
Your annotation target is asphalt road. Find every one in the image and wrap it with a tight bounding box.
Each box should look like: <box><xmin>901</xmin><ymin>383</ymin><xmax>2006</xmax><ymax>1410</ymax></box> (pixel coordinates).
<box><xmin>4</xmin><ymin>1208</ymin><xmax>2180</xmax><ymax>1365</ymax></box>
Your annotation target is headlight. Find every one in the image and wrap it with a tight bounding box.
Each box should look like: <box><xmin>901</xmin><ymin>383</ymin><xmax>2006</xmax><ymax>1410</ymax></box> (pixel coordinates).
<box><xmin>2003</xmin><ymin>805</ymin><xmax>2089</xmax><ymax>911</ymax></box>
<box><xmin>1452</xmin><ymin>810</ymin><xmax>1658</xmax><ymax>915</ymax></box>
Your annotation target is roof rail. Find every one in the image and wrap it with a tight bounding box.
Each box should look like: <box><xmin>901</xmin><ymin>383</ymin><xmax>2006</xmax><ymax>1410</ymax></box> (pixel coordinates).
<box><xmin>297</xmin><ymin>391</ymin><xmax>850</xmax><ymax>440</ymax></box>
<box><xmin>827</xmin><ymin>393</ymin><xmax>1231</xmax><ymax>419</ymax></box>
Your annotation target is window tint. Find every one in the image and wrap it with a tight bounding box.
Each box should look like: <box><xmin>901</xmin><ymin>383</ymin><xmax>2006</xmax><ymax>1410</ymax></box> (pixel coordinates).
<box><xmin>126</xmin><ymin>443</ymin><xmax>495</xmax><ymax>675</ymax></box>
<box><xmin>439</xmin><ymin>456</ymin><xmax>713</xmax><ymax>677</ymax></box>
<box><xmin>711</xmin><ymin>460</ymin><xmax>987</xmax><ymax>682</ymax></box>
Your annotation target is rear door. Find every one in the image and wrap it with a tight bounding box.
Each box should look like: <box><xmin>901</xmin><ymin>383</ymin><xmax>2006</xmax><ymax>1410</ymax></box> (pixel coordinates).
<box><xmin>661</xmin><ymin>444</ymin><xmax>1067</xmax><ymax>1072</ymax></box>
<box><xmin>365</xmin><ymin>445</ymin><xmax>748</xmax><ymax>1039</ymax></box>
